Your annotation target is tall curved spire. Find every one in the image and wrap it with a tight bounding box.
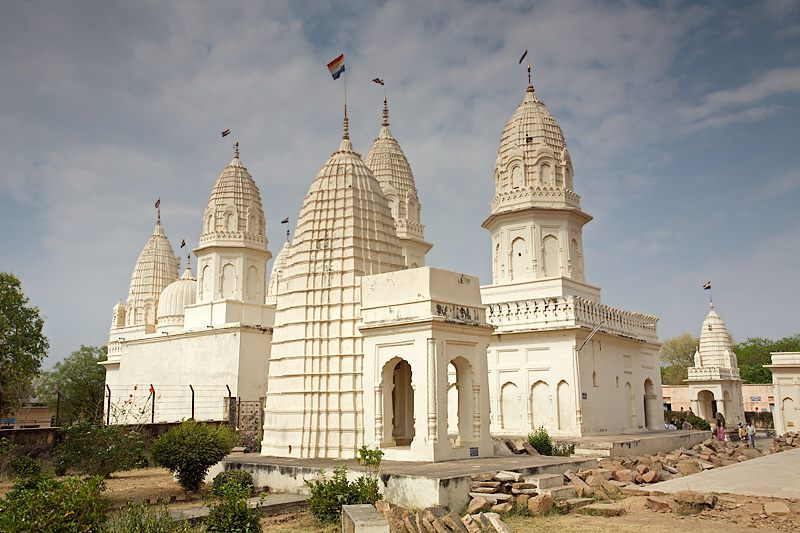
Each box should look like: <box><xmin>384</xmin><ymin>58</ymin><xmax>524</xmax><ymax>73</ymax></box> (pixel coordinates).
<box><xmin>364</xmin><ymin>97</ymin><xmax>432</xmax><ymax>268</ymax></box>
<box><xmin>126</xmin><ymin>221</ymin><xmax>179</xmax><ymax>327</ymax></box>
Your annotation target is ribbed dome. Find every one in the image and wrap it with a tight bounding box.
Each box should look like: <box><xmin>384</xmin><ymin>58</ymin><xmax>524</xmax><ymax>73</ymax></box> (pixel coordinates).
<box><xmin>156</xmin><ymin>267</ymin><xmax>197</xmax><ymax>327</ymax></box>
<box><xmin>266</xmin><ymin>236</ymin><xmax>291</xmax><ymax>304</ymax></box>
<box><xmin>364</xmin><ymin>99</ymin><xmax>416</xmax><ymax>198</ymax></box>
<box><xmin>126</xmin><ymin>222</ymin><xmax>179</xmax><ymax>326</ymax></box>
<box><xmin>492</xmin><ymin>84</ymin><xmax>579</xmax><ymax>215</ymax></box>
<box><xmin>199</xmin><ymin>146</ymin><xmax>266</xmax><ymax>250</ymax></box>
<box><xmin>695</xmin><ymin>304</ymin><xmax>739</xmax><ymax>370</ymax></box>
<box><xmin>262</xmin><ymin>121</ymin><xmax>406</xmax><ymax>458</ymax></box>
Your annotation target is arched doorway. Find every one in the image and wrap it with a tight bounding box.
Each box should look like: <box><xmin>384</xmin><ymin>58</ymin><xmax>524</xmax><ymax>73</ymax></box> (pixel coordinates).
<box><xmin>447</xmin><ymin>357</ymin><xmax>475</xmax><ymax>445</ymax></box>
<box><xmin>696</xmin><ymin>390</ymin><xmax>716</xmax><ymax>422</ymax></box>
<box><xmin>530</xmin><ymin>381</ymin><xmax>551</xmax><ymax>430</ymax></box>
<box><xmin>783</xmin><ymin>397</ymin><xmax>798</xmax><ymax>430</ymax></box>
<box><xmin>556</xmin><ymin>380</ymin><xmax>573</xmax><ymax>431</ymax></box>
<box><xmin>390</xmin><ymin>360</ymin><xmax>414</xmax><ymax>446</ymax></box>
<box><xmin>643</xmin><ymin>379</ymin><xmax>659</xmax><ymax>430</ymax></box>
<box><xmin>500</xmin><ymin>382</ymin><xmax>521</xmax><ymax>431</ymax></box>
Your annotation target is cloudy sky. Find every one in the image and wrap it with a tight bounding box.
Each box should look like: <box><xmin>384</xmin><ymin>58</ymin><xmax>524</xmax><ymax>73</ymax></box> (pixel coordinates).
<box><xmin>2</xmin><ymin>0</ymin><xmax>799</xmax><ymax>369</ymax></box>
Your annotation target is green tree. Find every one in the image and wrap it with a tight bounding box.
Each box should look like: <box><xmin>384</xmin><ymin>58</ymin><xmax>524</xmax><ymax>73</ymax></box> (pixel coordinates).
<box><xmin>660</xmin><ymin>364</ymin><xmax>688</xmax><ymax>385</ymax></box>
<box><xmin>38</xmin><ymin>345</ymin><xmax>107</xmax><ymax>424</ymax></box>
<box><xmin>0</xmin><ymin>273</ymin><xmax>48</xmax><ymax>417</ymax></box>
<box><xmin>733</xmin><ymin>333</ymin><xmax>800</xmax><ymax>384</ymax></box>
<box><xmin>659</xmin><ymin>333</ymin><xmax>699</xmax><ymax>369</ymax></box>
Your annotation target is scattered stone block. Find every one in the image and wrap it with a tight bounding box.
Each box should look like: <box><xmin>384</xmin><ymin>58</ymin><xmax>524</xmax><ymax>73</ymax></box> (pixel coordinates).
<box><xmin>471</xmin><ymin>472</ymin><xmax>496</xmax><ymax>482</ymax></box>
<box><xmin>591</xmin><ymin>468</ymin><xmax>613</xmax><ymax>481</ymax></box>
<box><xmin>577</xmin><ymin>503</ymin><xmax>626</xmax><ymax>517</ymax></box>
<box><xmin>471</xmin><ymin>481</ymin><xmax>502</xmax><ymax>489</ymax></box>
<box><xmin>764</xmin><ymin>502</ymin><xmax>791</xmax><ymax>517</ymax></box>
<box><xmin>469</xmin><ymin>492</ymin><xmax>511</xmax><ymax>504</ymax></box>
<box><xmin>386</xmin><ymin>507</ymin><xmax>408</xmax><ymax>533</ymax></box>
<box><xmin>561</xmin><ymin>498</ymin><xmax>594</xmax><ymax>512</ymax></box>
<box><xmin>402</xmin><ymin>514</ymin><xmax>418</xmax><ymax>533</ymax></box>
<box><xmin>621</xmin><ymin>485</ymin><xmax>650</xmax><ymax>497</ymax></box>
<box><xmin>521</xmin><ymin>441</ymin><xmax>540</xmax><ymax>455</ymax></box>
<box><xmin>471</xmin><ymin>486</ymin><xmax>500</xmax><ymax>494</ymax></box>
<box><xmin>461</xmin><ymin>515</ymin><xmax>481</xmax><ymax>533</ymax></box>
<box><xmin>466</xmin><ymin>497</ymin><xmax>490</xmax><ymax>514</ymax></box>
<box><xmin>342</xmin><ymin>504</ymin><xmax>389</xmax><ymax>533</ymax></box>
<box><xmin>528</xmin><ymin>473</ymin><xmax>563</xmax><ymax>489</ymax></box>
<box><xmin>503</xmin><ymin>439</ymin><xmax>521</xmax><ymax>454</ymax></box>
<box><xmin>441</xmin><ymin>511</ymin><xmax>468</xmax><ymax>533</ymax></box>
<box><xmin>515</xmin><ymin>494</ymin><xmax>530</xmax><ymax>509</ymax></box>
<box><xmin>527</xmin><ymin>494</ymin><xmax>554</xmax><ymax>515</ymax></box>
<box><xmin>491</xmin><ymin>502</ymin><xmax>513</xmax><ymax>513</ymax></box>
<box><xmin>494</xmin><ymin>471</ymin><xmax>524</xmax><ymax>482</ymax></box>
<box><xmin>567</xmin><ymin>475</ymin><xmax>593</xmax><ymax>497</ymax></box>
<box><xmin>484</xmin><ymin>513</ymin><xmax>513</xmax><ymax>533</ymax></box>
<box><xmin>675</xmin><ymin>460</ymin><xmax>701</xmax><ymax>476</ymax></box>
<box><xmin>641</xmin><ymin>470</ymin><xmax>660</xmax><ymax>483</ymax></box>
<box><xmin>646</xmin><ymin>497</ymin><xmax>671</xmax><ymax>511</ymax></box>
<box><xmin>541</xmin><ymin>485</ymin><xmax>577</xmax><ymax>499</ymax></box>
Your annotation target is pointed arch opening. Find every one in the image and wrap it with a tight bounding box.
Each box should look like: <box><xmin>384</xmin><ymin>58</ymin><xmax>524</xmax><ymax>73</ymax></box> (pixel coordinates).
<box><xmin>510</xmin><ymin>237</ymin><xmax>530</xmax><ymax>281</ymax></box>
<box><xmin>500</xmin><ymin>382</ymin><xmax>521</xmax><ymax>431</ymax></box>
<box><xmin>530</xmin><ymin>380</ymin><xmax>551</xmax><ymax>431</ymax></box>
<box><xmin>447</xmin><ymin>357</ymin><xmax>475</xmax><ymax>446</ymax></box>
<box><xmin>556</xmin><ymin>380</ymin><xmax>573</xmax><ymax>431</ymax></box>
<box><xmin>542</xmin><ymin>235</ymin><xmax>559</xmax><ymax>278</ymax></box>
<box><xmin>379</xmin><ymin>357</ymin><xmax>416</xmax><ymax>447</ymax></box>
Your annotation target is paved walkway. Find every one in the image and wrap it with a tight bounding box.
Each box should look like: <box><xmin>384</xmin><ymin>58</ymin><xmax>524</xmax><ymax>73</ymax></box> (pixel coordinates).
<box><xmin>168</xmin><ymin>493</ymin><xmax>308</xmax><ymax>523</ymax></box>
<box><xmin>648</xmin><ymin>447</ymin><xmax>800</xmax><ymax>499</ymax></box>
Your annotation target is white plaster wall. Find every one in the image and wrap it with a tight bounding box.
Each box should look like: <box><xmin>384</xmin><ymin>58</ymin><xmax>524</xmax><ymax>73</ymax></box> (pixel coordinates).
<box><xmin>769</xmin><ymin>353</ymin><xmax>800</xmax><ymax>434</ymax></box>
<box><xmin>106</xmin><ymin>326</ymin><xmax>270</xmax><ymax>424</ymax></box>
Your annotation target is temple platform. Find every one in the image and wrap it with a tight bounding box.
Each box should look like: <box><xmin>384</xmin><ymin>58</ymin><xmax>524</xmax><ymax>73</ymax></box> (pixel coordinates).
<box><xmin>568</xmin><ymin>429</ymin><xmax>710</xmax><ymax>457</ymax></box>
<box><xmin>208</xmin><ymin>452</ymin><xmax>598</xmax><ymax>510</ymax></box>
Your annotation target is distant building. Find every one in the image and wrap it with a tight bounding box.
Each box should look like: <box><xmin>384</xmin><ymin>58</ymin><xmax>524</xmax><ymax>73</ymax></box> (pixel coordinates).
<box><xmin>0</xmin><ymin>403</ymin><xmax>53</xmax><ymax>429</ymax></box>
<box><xmin>768</xmin><ymin>352</ymin><xmax>800</xmax><ymax>434</ymax></box>
<box><xmin>662</xmin><ymin>384</ymin><xmax>773</xmax><ymax>413</ymax></box>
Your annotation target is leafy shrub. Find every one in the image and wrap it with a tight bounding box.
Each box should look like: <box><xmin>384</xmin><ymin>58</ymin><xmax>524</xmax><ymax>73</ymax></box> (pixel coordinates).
<box><xmin>0</xmin><ymin>474</ymin><xmax>108</xmax><ymax>532</ymax></box>
<box><xmin>150</xmin><ymin>421</ymin><xmax>235</xmax><ymax>492</ymax></box>
<box><xmin>107</xmin><ymin>499</ymin><xmax>194</xmax><ymax>532</ymax></box>
<box><xmin>9</xmin><ymin>455</ymin><xmax>40</xmax><ymax>478</ymax></box>
<box><xmin>212</xmin><ymin>469</ymin><xmax>254</xmax><ymax>497</ymax></box>
<box><xmin>527</xmin><ymin>426</ymin><xmax>553</xmax><ymax>455</ymax></box>
<box><xmin>53</xmin><ymin>420</ymin><xmax>147</xmax><ymax>477</ymax></box>
<box><xmin>685</xmin><ymin>415</ymin><xmax>711</xmax><ymax>431</ymax></box>
<box><xmin>205</xmin><ymin>479</ymin><xmax>261</xmax><ymax>533</ymax></box>
<box><xmin>0</xmin><ymin>437</ymin><xmax>18</xmax><ymax>473</ymax></box>
<box><xmin>552</xmin><ymin>441</ymin><xmax>575</xmax><ymax>457</ymax></box>
<box><xmin>237</xmin><ymin>431</ymin><xmax>261</xmax><ymax>453</ymax></box>
<box><xmin>306</xmin><ymin>447</ymin><xmax>384</xmax><ymax>523</ymax></box>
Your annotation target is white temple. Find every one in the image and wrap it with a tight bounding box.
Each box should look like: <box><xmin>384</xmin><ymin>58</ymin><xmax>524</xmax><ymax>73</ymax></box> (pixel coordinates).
<box><xmin>686</xmin><ymin>304</ymin><xmax>745</xmax><ymax>429</ymax></box>
<box><xmin>103</xmin><ymin>69</ymin><xmax>664</xmax><ymax>456</ymax></box>
<box><xmin>768</xmin><ymin>352</ymin><xmax>800</xmax><ymax>434</ymax></box>
<box><xmin>480</xmin><ymin>78</ymin><xmax>663</xmax><ymax>437</ymax></box>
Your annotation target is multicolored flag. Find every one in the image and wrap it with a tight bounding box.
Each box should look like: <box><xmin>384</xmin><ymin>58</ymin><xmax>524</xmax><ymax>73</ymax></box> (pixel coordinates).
<box><xmin>221</xmin><ymin>129</ymin><xmax>231</xmax><ymax>137</ymax></box>
<box><xmin>180</xmin><ymin>239</ymin><xmax>186</xmax><ymax>248</ymax></box>
<box><xmin>519</xmin><ymin>49</ymin><xmax>528</xmax><ymax>64</ymax></box>
<box><xmin>372</xmin><ymin>78</ymin><xmax>384</xmax><ymax>85</ymax></box>
<box><xmin>327</xmin><ymin>54</ymin><xmax>345</xmax><ymax>80</ymax></box>
<box><xmin>281</xmin><ymin>217</ymin><xmax>289</xmax><ymax>224</ymax></box>
<box><xmin>703</xmin><ymin>281</ymin><xmax>711</xmax><ymax>290</ymax></box>
<box><xmin>155</xmin><ymin>198</ymin><xmax>160</xmax><ymax>209</ymax></box>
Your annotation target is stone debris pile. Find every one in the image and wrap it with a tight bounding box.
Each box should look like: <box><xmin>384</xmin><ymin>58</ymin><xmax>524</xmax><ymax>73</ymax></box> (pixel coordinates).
<box><xmin>594</xmin><ymin>437</ymin><xmax>763</xmax><ymax>488</ymax></box>
<box><xmin>466</xmin><ymin>470</ymin><xmax>596</xmax><ymax>516</ymax></box>
<box><xmin>375</xmin><ymin>500</ymin><xmax>514</xmax><ymax>533</ymax></box>
<box><xmin>771</xmin><ymin>431</ymin><xmax>800</xmax><ymax>453</ymax></box>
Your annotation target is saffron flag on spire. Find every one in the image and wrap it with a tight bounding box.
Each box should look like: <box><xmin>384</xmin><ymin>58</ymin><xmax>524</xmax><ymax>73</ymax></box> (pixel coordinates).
<box><xmin>519</xmin><ymin>49</ymin><xmax>528</xmax><ymax>64</ymax></box>
<box><xmin>372</xmin><ymin>78</ymin><xmax>384</xmax><ymax>85</ymax></box>
<box><xmin>703</xmin><ymin>281</ymin><xmax>711</xmax><ymax>290</ymax></box>
<box><xmin>327</xmin><ymin>54</ymin><xmax>345</xmax><ymax>80</ymax></box>
<box><xmin>221</xmin><ymin>129</ymin><xmax>231</xmax><ymax>137</ymax></box>
<box><xmin>180</xmin><ymin>239</ymin><xmax>186</xmax><ymax>249</ymax></box>
<box><xmin>155</xmin><ymin>198</ymin><xmax>160</xmax><ymax>209</ymax></box>
<box><xmin>281</xmin><ymin>217</ymin><xmax>289</xmax><ymax>224</ymax></box>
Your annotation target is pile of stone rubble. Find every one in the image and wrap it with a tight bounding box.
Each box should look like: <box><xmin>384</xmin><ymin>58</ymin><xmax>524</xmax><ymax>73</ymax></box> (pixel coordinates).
<box><xmin>594</xmin><ymin>437</ymin><xmax>763</xmax><ymax>488</ymax></box>
<box><xmin>375</xmin><ymin>500</ymin><xmax>514</xmax><ymax>533</ymax></box>
<box><xmin>771</xmin><ymin>431</ymin><xmax>800</xmax><ymax>453</ymax></box>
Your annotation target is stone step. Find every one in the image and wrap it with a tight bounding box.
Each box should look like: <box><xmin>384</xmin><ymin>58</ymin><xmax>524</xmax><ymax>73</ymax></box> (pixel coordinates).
<box><xmin>526</xmin><ymin>473</ymin><xmax>563</xmax><ymax>489</ymax></box>
<box><xmin>540</xmin><ymin>485</ymin><xmax>577</xmax><ymax>499</ymax></box>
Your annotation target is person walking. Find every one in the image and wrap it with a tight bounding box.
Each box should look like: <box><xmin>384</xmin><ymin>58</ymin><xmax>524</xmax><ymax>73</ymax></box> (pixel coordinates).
<box><xmin>715</xmin><ymin>420</ymin><xmax>725</xmax><ymax>441</ymax></box>
<box><xmin>681</xmin><ymin>418</ymin><xmax>693</xmax><ymax>431</ymax></box>
<box><xmin>746</xmin><ymin>421</ymin><xmax>756</xmax><ymax>448</ymax></box>
<box><xmin>738</xmin><ymin>423</ymin><xmax>747</xmax><ymax>445</ymax></box>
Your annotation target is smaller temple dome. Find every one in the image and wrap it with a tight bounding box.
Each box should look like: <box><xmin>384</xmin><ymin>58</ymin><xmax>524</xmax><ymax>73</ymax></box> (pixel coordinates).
<box><xmin>200</xmin><ymin>144</ymin><xmax>267</xmax><ymax>244</ymax></box>
<box><xmin>266</xmin><ymin>234</ymin><xmax>291</xmax><ymax>305</ymax></box>
<box><xmin>694</xmin><ymin>304</ymin><xmax>739</xmax><ymax>371</ymax></box>
<box><xmin>127</xmin><ymin>222</ymin><xmax>179</xmax><ymax>326</ymax></box>
<box><xmin>156</xmin><ymin>267</ymin><xmax>197</xmax><ymax>328</ymax></box>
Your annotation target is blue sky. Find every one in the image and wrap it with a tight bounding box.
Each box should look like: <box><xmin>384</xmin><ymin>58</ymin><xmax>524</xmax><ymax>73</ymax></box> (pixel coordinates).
<box><xmin>1</xmin><ymin>0</ymin><xmax>799</xmax><ymax>369</ymax></box>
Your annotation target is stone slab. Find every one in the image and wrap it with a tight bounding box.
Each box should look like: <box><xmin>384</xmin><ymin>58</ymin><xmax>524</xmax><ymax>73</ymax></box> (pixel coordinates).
<box><xmin>342</xmin><ymin>504</ymin><xmax>390</xmax><ymax>533</ymax></box>
<box><xmin>572</xmin><ymin>430</ymin><xmax>709</xmax><ymax>458</ymax></box>
<box><xmin>528</xmin><ymin>473</ymin><xmax>563</xmax><ymax>489</ymax></box>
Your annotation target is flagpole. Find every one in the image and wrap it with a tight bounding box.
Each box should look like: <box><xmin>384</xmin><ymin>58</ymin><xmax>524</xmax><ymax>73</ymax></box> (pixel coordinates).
<box><xmin>343</xmin><ymin>69</ymin><xmax>348</xmax><ymax>122</ymax></box>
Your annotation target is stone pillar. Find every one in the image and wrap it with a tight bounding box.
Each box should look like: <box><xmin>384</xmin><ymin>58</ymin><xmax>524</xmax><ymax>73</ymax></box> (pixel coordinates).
<box><xmin>426</xmin><ymin>338</ymin><xmax>437</xmax><ymax>442</ymax></box>
<box><xmin>472</xmin><ymin>384</ymin><xmax>481</xmax><ymax>440</ymax></box>
<box><xmin>375</xmin><ymin>385</ymin><xmax>384</xmax><ymax>445</ymax></box>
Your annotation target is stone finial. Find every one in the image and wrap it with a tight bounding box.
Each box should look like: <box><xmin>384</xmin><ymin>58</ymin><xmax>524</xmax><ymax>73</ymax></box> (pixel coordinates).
<box><xmin>382</xmin><ymin>97</ymin><xmax>389</xmax><ymax>127</ymax></box>
<box><xmin>343</xmin><ymin>115</ymin><xmax>350</xmax><ymax>140</ymax></box>
<box><xmin>234</xmin><ymin>141</ymin><xmax>240</xmax><ymax>159</ymax></box>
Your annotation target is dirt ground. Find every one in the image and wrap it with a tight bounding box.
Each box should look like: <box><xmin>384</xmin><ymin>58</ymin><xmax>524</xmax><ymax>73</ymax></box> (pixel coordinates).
<box><xmin>1</xmin><ymin>467</ymin><xmax>797</xmax><ymax>531</ymax></box>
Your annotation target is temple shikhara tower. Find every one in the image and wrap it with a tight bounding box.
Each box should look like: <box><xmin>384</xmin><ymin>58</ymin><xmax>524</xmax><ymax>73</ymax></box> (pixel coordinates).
<box><xmin>687</xmin><ymin>304</ymin><xmax>745</xmax><ymax>429</ymax></box>
<box><xmin>480</xmin><ymin>75</ymin><xmax>663</xmax><ymax>437</ymax></box>
<box><xmin>103</xmin><ymin>61</ymin><xmax>664</xmax><ymax>458</ymax></box>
